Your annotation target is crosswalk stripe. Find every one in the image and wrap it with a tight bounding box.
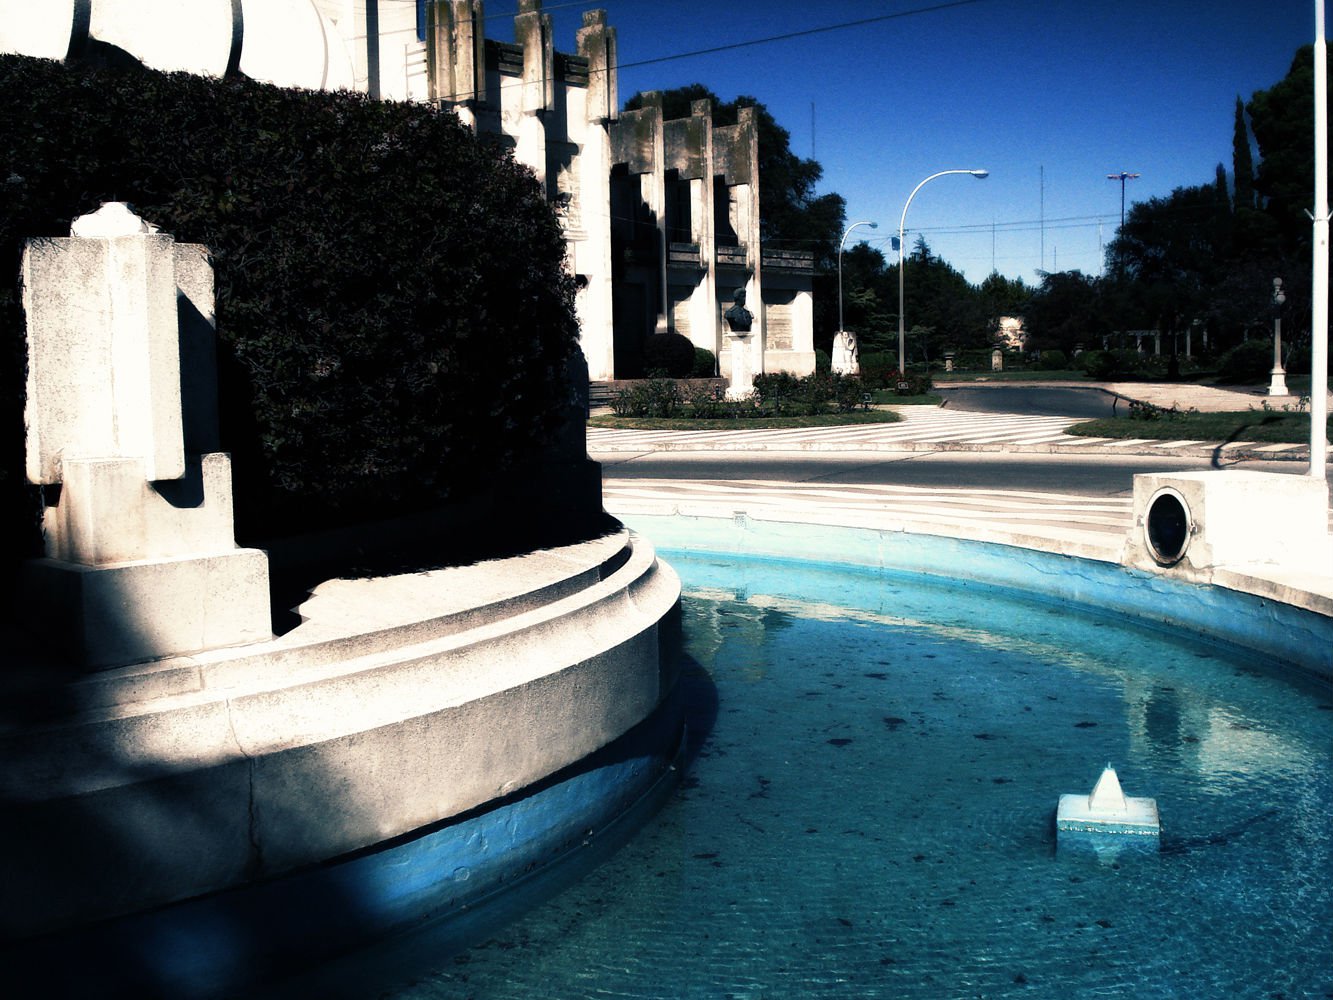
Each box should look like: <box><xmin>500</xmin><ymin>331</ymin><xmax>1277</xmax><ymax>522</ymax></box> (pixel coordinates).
<box><xmin>587</xmin><ymin>407</ymin><xmax>1319</xmax><ymax>457</ymax></box>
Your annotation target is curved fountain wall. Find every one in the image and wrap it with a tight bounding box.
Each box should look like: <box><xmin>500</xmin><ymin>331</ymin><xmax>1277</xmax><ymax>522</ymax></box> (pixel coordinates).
<box><xmin>0</xmin><ymin>526</ymin><xmax>682</xmax><ymax>995</ymax></box>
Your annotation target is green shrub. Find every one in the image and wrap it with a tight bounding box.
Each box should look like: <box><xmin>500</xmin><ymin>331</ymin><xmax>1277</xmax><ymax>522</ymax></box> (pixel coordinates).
<box><xmin>1076</xmin><ymin>349</ymin><xmax>1104</xmax><ymax>374</ymax></box>
<box><xmin>610</xmin><ymin>381</ymin><xmax>676</xmax><ymax>417</ymax></box>
<box><xmin>829</xmin><ymin>372</ymin><xmax>866</xmax><ymax>412</ymax></box>
<box><xmin>1037</xmin><ymin>349</ymin><xmax>1068</xmax><ymax>370</ymax></box>
<box><xmin>686</xmin><ymin>382</ymin><xmax>727</xmax><ymax>418</ymax></box>
<box><xmin>691</xmin><ymin>346</ymin><xmax>717</xmax><ymax>377</ymax></box>
<box><xmin>642</xmin><ymin>333</ymin><xmax>696</xmax><ymax>377</ymax></box>
<box><xmin>893</xmin><ymin>370</ymin><xmax>933</xmax><ymax>396</ymax></box>
<box><xmin>1217</xmin><ymin>339</ymin><xmax>1275</xmax><ymax>382</ymax></box>
<box><xmin>1084</xmin><ymin>349</ymin><xmax>1145</xmax><ymax>380</ymax></box>
<box><xmin>753</xmin><ymin>371</ymin><xmax>802</xmax><ymax>411</ymax></box>
<box><xmin>859</xmin><ymin>352</ymin><xmax>897</xmax><ymax>388</ymax></box>
<box><xmin>954</xmin><ymin>349</ymin><xmax>993</xmax><ymax>371</ymax></box>
<box><xmin>814</xmin><ymin>348</ymin><xmax>831</xmax><ymax>373</ymax></box>
<box><xmin>0</xmin><ymin>54</ymin><xmax>579</xmax><ymax>550</ymax></box>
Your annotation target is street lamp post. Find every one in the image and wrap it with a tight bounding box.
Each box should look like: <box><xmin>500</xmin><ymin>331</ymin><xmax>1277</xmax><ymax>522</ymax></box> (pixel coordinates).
<box><xmin>1107</xmin><ymin>171</ymin><xmax>1140</xmax><ymax>274</ymax></box>
<box><xmin>838</xmin><ymin>220</ymin><xmax>878</xmax><ymax>336</ymax></box>
<box><xmin>1270</xmin><ymin>277</ymin><xmax>1288</xmax><ymax>396</ymax></box>
<box><xmin>897</xmin><ymin>169</ymin><xmax>988</xmax><ymax>374</ymax></box>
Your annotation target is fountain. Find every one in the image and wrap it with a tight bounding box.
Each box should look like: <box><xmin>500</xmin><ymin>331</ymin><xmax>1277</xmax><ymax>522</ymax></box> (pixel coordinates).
<box><xmin>1056</xmin><ymin>764</ymin><xmax>1161</xmax><ymax>852</ymax></box>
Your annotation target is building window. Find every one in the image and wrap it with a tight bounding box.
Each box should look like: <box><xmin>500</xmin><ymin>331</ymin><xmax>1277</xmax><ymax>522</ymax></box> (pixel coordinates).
<box><xmin>417</xmin><ymin>0</ymin><xmax>427</xmax><ymax>42</ymax></box>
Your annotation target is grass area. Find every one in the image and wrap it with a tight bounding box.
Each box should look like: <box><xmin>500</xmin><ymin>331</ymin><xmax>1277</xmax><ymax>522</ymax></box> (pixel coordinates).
<box><xmin>1069</xmin><ymin>410</ymin><xmax>1329</xmax><ymax>444</ymax></box>
<box><xmin>588</xmin><ymin>409</ymin><xmax>901</xmax><ymax>431</ymax></box>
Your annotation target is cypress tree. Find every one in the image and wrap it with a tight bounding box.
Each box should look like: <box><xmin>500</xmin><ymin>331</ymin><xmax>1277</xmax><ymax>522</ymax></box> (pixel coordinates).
<box><xmin>1232</xmin><ymin>95</ymin><xmax>1256</xmax><ymax>211</ymax></box>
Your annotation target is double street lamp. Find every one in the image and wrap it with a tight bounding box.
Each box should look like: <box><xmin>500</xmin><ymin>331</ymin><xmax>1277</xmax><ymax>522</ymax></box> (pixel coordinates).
<box><xmin>897</xmin><ymin>169</ymin><xmax>989</xmax><ymax>373</ymax></box>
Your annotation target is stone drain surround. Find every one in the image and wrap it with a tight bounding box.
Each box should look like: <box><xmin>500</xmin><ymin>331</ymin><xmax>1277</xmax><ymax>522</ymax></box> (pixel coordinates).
<box><xmin>0</xmin><ymin>526</ymin><xmax>682</xmax><ymax>991</ymax></box>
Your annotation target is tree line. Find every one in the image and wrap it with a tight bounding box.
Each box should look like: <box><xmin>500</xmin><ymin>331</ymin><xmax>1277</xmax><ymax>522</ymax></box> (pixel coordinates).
<box><xmin>637</xmin><ymin>44</ymin><xmax>1328</xmax><ymax>375</ymax></box>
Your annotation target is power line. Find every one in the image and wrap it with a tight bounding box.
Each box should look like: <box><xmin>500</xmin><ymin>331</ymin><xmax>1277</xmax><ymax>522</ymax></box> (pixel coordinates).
<box><xmin>612</xmin><ymin>0</ymin><xmax>992</xmax><ymax>72</ymax></box>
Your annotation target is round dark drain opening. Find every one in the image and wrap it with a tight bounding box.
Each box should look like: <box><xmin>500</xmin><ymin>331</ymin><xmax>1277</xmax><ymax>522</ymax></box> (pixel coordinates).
<box><xmin>1145</xmin><ymin>489</ymin><xmax>1190</xmax><ymax>565</ymax></box>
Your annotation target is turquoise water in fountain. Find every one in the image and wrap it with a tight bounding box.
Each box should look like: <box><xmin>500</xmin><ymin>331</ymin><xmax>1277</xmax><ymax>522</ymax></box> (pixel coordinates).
<box><xmin>348</xmin><ymin>548</ymin><xmax>1331</xmax><ymax>999</ymax></box>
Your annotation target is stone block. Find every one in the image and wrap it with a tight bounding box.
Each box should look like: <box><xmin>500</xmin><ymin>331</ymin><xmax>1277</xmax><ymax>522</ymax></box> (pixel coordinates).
<box><xmin>22</xmin><ymin>548</ymin><xmax>272</xmax><ymax>669</ymax></box>
<box><xmin>23</xmin><ymin>224</ymin><xmax>185</xmax><ymax>484</ymax></box>
<box><xmin>1123</xmin><ymin>471</ymin><xmax>1330</xmax><ymax>573</ymax></box>
<box><xmin>45</xmin><ymin>453</ymin><xmax>243</xmax><ymax>565</ymax></box>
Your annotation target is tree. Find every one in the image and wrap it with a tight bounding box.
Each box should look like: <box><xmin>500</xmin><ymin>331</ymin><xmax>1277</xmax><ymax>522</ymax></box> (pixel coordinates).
<box><xmin>1023</xmin><ymin>271</ymin><xmax>1109</xmax><ymax>355</ymax></box>
<box><xmin>1249</xmin><ymin>45</ymin><xmax>1333</xmax><ymax>251</ymax></box>
<box><xmin>1232</xmin><ymin>96</ymin><xmax>1256</xmax><ymax>212</ymax></box>
<box><xmin>978</xmin><ymin>271</ymin><xmax>1030</xmax><ymax>328</ymax></box>
<box><xmin>898</xmin><ymin>237</ymin><xmax>989</xmax><ymax>362</ymax></box>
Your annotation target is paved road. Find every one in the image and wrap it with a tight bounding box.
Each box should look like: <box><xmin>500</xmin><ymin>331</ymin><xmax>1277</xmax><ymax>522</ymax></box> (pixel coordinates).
<box><xmin>595</xmin><ymin>449</ymin><xmax>1307</xmax><ymax>498</ymax></box>
<box><xmin>586</xmin><ymin>405</ymin><xmax>1317</xmax><ymax>462</ymax></box>
<box><xmin>590</xmin><ymin>389</ymin><xmax>1329</xmax><ymax>547</ymax></box>
<box><xmin>937</xmin><ymin>384</ymin><xmax>1118</xmax><ymax>419</ymax></box>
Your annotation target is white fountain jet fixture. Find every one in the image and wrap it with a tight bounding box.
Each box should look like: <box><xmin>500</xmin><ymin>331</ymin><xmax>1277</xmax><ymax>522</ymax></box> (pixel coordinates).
<box><xmin>1056</xmin><ymin>764</ymin><xmax>1160</xmax><ymax>845</ymax></box>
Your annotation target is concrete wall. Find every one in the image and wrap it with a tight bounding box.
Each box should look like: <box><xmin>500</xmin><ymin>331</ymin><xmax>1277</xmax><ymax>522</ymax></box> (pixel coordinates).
<box><xmin>0</xmin><ymin>528</ymin><xmax>681</xmax><ymax>939</ymax></box>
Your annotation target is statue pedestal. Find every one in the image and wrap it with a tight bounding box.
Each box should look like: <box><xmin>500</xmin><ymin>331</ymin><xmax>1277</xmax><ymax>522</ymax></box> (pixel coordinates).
<box><xmin>726</xmin><ymin>332</ymin><xmax>754</xmax><ymax>399</ymax></box>
<box><xmin>19</xmin><ymin>204</ymin><xmax>271</xmax><ymax>669</ymax></box>
<box><xmin>22</xmin><ymin>452</ymin><xmax>271</xmax><ymax>668</ymax></box>
<box><xmin>1268</xmin><ymin>364</ymin><xmax>1289</xmax><ymax>397</ymax></box>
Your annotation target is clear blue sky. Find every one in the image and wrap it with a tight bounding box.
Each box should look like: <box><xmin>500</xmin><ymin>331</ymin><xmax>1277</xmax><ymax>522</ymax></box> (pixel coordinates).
<box><xmin>488</xmin><ymin>0</ymin><xmax>1320</xmax><ymax>287</ymax></box>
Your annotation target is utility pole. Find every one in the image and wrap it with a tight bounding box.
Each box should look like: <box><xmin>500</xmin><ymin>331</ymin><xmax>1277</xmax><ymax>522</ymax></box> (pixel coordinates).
<box><xmin>1107</xmin><ymin>171</ymin><xmax>1140</xmax><ymax>272</ymax></box>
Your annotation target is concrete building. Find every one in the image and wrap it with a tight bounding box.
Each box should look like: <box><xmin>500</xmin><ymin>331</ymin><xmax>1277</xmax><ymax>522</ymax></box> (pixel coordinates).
<box><xmin>1</xmin><ymin>0</ymin><xmax>816</xmax><ymax>381</ymax></box>
<box><xmin>344</xmin><ymin>0</ymin><xmax>817</xmax><ymax>380</ymax></box>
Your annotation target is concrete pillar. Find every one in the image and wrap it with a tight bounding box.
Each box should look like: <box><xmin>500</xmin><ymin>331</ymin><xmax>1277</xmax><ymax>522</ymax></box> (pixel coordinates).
<box><xmin>21</xmin><ymin>203</ymin><xmax>270</xmax><ymax>669</ymax></box>
<box><xmin>24</xmin><ymin>203</ymin><xmax>185</xmax><ymax>485</ymax></box>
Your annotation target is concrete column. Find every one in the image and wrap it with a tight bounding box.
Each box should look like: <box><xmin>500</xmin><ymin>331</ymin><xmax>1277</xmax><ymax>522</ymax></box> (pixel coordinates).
<box><xmin>690</xmin><ymin>99</ymin><xmax>718</xmax><ymax>358</ymax></box>
<box><xmin>576</xmin><ymin>9</ymin><xmax>617</xmax><ymax>125</ymax></box>
<box><xmin>20</xmin><ymin>203</ymin><xmax>270</xmax><ymax>669</ymax></box>
<box><xmin>23</xmin><ymin>204</ymin><xmax>185</xmax><ymax>485</ymax></box>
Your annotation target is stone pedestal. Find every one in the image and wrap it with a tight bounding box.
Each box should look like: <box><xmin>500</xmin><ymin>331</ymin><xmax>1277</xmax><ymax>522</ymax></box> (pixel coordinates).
<box><xmin>726</xmin><ymin>332</ymin><xmax>754</xmax><ymax>399</ymax></box>
<box><xmin>1268</xmin><ymin>365</ymin><xmax>1290</xmax><ymax>397</ymax></box>
<box><xmin>20</xmin><ymin>204</ymin><xmax>270</xmax><ymax>669</ymax></box>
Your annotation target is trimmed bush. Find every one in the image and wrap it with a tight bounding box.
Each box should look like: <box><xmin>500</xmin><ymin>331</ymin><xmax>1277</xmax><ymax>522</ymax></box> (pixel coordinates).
<box><xmin>1217</xmin><ymin>339</ymin><xmax>1275</xmax><ymax>382</ymax></box>
<box><xmin>691</xmin><ymin>346</ymin><xmax>717</xmax><ymax>378</ymax></box>
<box><xmin>642</xmin><ymin>332</ymin><xmax>696</xmax><ymax>377</ymax></box>
<box><xmin>0</xmin><ymin>54</ymin><xmax>578</xmax><ymax>551</ymax></box>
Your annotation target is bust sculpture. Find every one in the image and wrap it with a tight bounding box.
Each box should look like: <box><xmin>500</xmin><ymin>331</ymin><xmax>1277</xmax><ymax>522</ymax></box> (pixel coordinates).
<box><xmin>723</xmin><ymin>288</ymin><xmax>753</xmax><ymax>334</ymax></box>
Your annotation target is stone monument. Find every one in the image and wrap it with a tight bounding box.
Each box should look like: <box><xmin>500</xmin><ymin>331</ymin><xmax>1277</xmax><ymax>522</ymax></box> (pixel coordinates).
<box><xmin>20</xmin><ymin>203</ymin><xmax>271</xmax><ymax>668</ymax></box>
<box><xmin>723</xmin><ymin>288</ymin><xmax>755</xmax><ymax>400</ymax></box>
<box><xmin>831</xmin><ymin>329</ymin><xmax>859</xmax><ymax>375</ymax></box>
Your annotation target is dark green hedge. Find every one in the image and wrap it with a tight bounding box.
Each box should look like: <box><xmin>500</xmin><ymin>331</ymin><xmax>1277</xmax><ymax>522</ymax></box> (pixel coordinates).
<box><xmin>0</xmin><ymin>54</ymin><xmax>579</xmax><ymax>555</ymax></box>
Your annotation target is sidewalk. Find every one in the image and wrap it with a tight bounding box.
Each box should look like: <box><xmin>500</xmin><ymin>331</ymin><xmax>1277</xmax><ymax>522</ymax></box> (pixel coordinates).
<box><xmin>936</xmin><ymin>377</ymin><xmax>1325</xmax><ymax>413</ymax></box>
